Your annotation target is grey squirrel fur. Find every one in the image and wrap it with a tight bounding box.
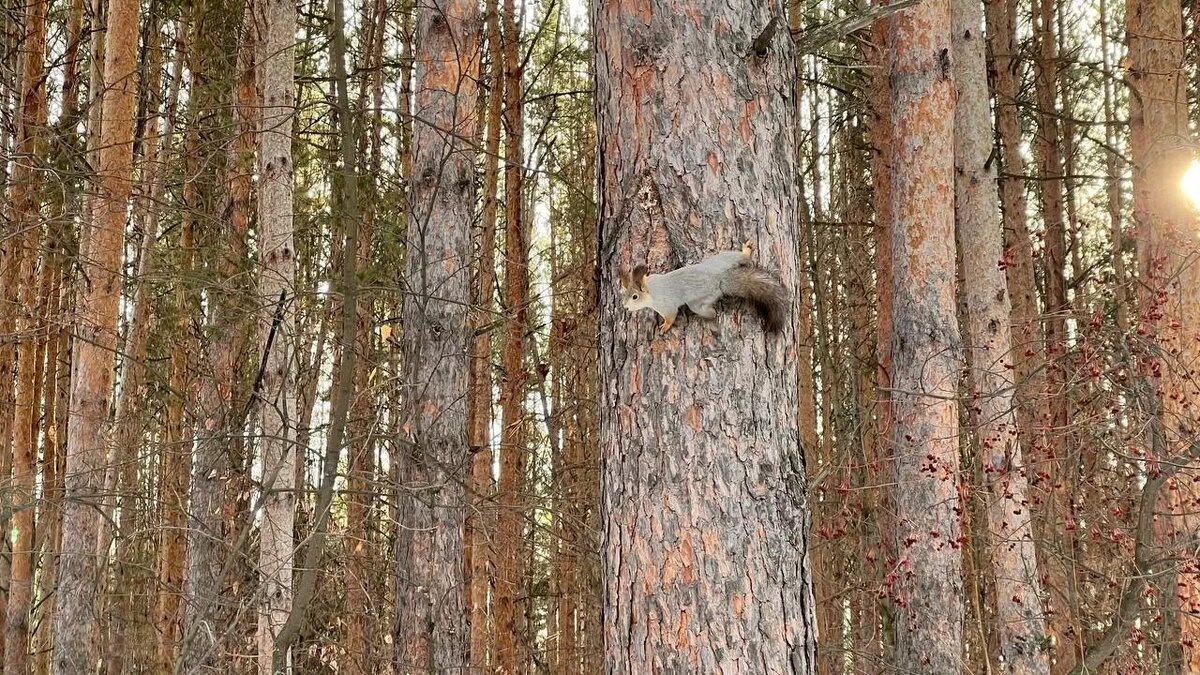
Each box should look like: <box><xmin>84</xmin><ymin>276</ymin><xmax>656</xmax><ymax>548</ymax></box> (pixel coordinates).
<box><xmin>618</xmin><ymin>241</ymin><xmax>787</xmax><ymax>333</ymax></box>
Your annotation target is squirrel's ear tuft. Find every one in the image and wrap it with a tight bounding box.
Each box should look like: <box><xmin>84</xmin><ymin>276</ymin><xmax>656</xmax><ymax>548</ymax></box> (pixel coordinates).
<box><xmin>618</xmin><ymin>268</ymin><xmax>631</xmax><ymax>289</ymax></box>
<box><xmin>632</xmin><ymin>265</ymin><xmax>649</xmax><ymax>292</ymax></box>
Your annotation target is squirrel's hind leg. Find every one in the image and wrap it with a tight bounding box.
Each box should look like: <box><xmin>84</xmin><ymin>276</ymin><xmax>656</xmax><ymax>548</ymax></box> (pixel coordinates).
<box><xmin>740</xmin><ymin>240</ymin><xmax>754</xmax><ymax>259</ymax></box>
<box><xmin>688</xmin><ymin>302</ymin><xmax>717</xmax><ymax>319</ymax></box>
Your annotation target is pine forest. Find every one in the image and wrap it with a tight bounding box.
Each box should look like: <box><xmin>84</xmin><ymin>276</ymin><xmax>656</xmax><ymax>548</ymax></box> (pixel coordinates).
<box><xmin>0</xmin><ymin>0</ymin><xmax>1199</xmax><ymax>671</ymax></box>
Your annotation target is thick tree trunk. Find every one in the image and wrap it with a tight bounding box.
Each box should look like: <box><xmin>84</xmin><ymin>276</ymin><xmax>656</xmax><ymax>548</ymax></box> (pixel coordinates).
<box><xmin>881</xmin><ymin>0</ymin><xmax>965</xmax><ymax>671</ymax></box>
<box><xmin>1126</xmin><ymin>0</ymin><xmax>1198</xmax><ymax>665</ymax></box>
<box><xmin>51</xmin><ymin>0</ymin><xmax>139</xmax><ymax>667</ymax></box>
<box><xmin>494</xmin><ymin>0</ymin><xmax>529</xmax><ymax>667</ymax></box>
<box><xmin>393</xmin><ymin>0</ymin><xmax>479</xmax><ymax>669</ymax></box>
<box><xmin>5</xmin><ymin>0</ymin><xmax>50</xmax><ymax>668</ymax></box>
<box><xmin>254</xmin><ymin>0</ymin><xmax>296</xmax><ymax>664</ymax></box>
<box><xmin>952</xmin><ymin>0</ymin><xmax>1050</xmax><ymax>671</ymax></box>
<box><xmin>595</xmin><ymin>2</ymin><xmax>815</xmax><ymax>672</ymax></box>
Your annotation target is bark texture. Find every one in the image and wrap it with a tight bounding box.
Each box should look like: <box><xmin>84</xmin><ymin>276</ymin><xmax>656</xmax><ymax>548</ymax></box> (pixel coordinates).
<box><xmin>595</xmin><ymin>2</ymin><xmax>815</xmax><ymax>672</ymax></box>
<box><xmin>393</xmin><ymin>0</ymin><xmax>479</xmax><ymax>669</ymax></box>
<box><xmin>255</xmin><ymin>0</ymin><xmax>297</xmax><ymax>665</ymax></box>
<box><xmin>51</xmin><ymin>0</ymin><xmax>140</xmax><ymax>667</ymax></box>
<box><xmin>882</xmin><ymin>0</ymin><xmax>965</xmax><ymax>670</ymax></box>
<box><xmin>952</xmin><ymin>0</ymin><xmax>1050</xmax><ymax>670</ymax></box>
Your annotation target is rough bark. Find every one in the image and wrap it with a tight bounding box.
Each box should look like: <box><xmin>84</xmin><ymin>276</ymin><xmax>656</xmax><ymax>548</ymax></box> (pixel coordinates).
<box><xmin>393</xmin><ymin>0</ymin><xmax>479</xmax><ymax>669</ymax></box>
<box><xmin>5</xmin><ymin>0</ymin><xmax>50</xmax><ymax>667</ymax></box>
<box><xmin>1126</xmin><ymin>0</ymin><xmax>1199</xmax><ymax>665</ymax></box>
<box><xmin>494</xmin><ymin>0</ymin><xmax>529</xmax><ymax>667</ymax></box>
<box><xmin>881</xmin><ymin>0</ymin><xmax>965</xmax><ymax>670</ymax></box>
<box><xmin>254</xmin><ymin>0</ymin><xmax>297</xmax><ymax>664</ymax></box>
<box><xmin>51</xmin><ymin>0</ymin><xmax>140</xmax><ymax>667</ymax></box>
<box><xmin>595</xmin><ymin>1</ymin><xmax>815</xmax><ymax>672</ymax></box>
<box><xmin>952</xmin><ymin>0</ymin><xmax>1050</xmax><ymax>670</ymax></box>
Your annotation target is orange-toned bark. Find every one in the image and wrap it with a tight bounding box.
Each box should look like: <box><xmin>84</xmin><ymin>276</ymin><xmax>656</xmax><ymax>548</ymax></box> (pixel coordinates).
<box><xmin>881</xmin><ymin>0</ymin><xmax>965</xmax><ymax>669</ymax></box>
<box><xmin>494</xmin><ymin>0</ymin><xmax>529</xmax><ymax>668</ymax></box>
<box><xmin>51</xmin><ymin>0</ymin><xmax>141</xmax><ymax>667</ymax></box>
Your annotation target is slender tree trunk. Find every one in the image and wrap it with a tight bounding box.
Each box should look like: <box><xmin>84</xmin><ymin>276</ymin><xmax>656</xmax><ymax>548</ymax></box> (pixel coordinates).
<box><xmin>867</xmin><ymin>21</ymin><xmax>895</xmax><ymax>671</ymax></box>
<box><xmin>51</xmin><ymin>0</ymin><xmax>140</xmax><ymax>666</ymax></box>
<box><xmin>467</xmin><ymin>0</ymin><xmax>503</xmax><ymax>664</ymax></box>
<box><xmin>254</xmin><ymin>0</ymin><xmax>296</xmax><ymax>663</ymax></box>
<box><xmin>984</xmin><ymin>0</ymin><xmax>1044</xmax><ymax>453</ymax></box>
<box><xmin>1126</xmin><ymin>0</ymin><xmax>1198</xmax><ymax>665</ymax></box>
<box><xmin>952</xmin><ymin>0</ymin><xmax>1051</xmax><ymax>671</ymax></box>
<box><xmin>4</xmin><ymin>0</ymin><xmax>50</xmax><ymax>666</ymax></box>
<box><xmin>494</xmin><ymin>0</ymin><xmax>529</xmax><ymax>667</ymax></box>
<box><xmin>393</xmin><ymin>0</ymin><xmax>479</xmax><ymax>668</ymax></box>
<box><xmin>1030</xmin><ymin>2</ymin><xmax>1081</xmax><ymax>669</ymax></box>
<box><xmin>881</xmin><ymin>0</ymin><xmax>965</xmax><ymax>670</ymax></box>
<box><xmin>344</xmin><ymin>0</ymin><xmax>386</xmax><ymax>666</ymax></box>
<box><xmin>595</xmin><ymin>2</ymin><xmax>816</xmax><ymax>671</ymax></box>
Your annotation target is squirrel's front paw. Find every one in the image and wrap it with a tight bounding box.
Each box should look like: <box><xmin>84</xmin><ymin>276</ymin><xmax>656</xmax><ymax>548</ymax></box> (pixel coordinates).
<box><xmin>742</xmin><ymin>239</ymin><xmax>755</xmax><ymax>257</ymax></box>
<box><xmin>658</xmin><ymin>316</ymin><xmax>676</xmax><ymax>333</ymax></box>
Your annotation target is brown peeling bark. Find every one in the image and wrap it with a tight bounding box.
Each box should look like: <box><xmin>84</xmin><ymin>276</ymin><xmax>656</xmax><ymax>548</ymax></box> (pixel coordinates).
<box><xmin>595</xmin><ymin>1</ymin><xmax>816</xmax><ymax>672</ymax></box>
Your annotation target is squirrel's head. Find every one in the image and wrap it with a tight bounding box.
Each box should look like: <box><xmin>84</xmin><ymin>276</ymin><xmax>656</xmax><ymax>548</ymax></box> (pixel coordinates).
<box><xmin>618</xmin><ymin>265</ymin><xmax>651</xmax><ymax>310</ymax></box>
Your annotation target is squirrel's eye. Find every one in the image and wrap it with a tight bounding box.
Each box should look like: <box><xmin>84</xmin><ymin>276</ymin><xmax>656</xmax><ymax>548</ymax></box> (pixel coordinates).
<box><xmin>631</xmin><ymin>294</ymin><xmax>639</xmax><ymax>300</ymax></box>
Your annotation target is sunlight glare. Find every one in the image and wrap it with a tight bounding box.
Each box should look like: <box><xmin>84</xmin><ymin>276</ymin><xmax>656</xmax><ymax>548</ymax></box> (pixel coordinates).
<box><xmin>1182</xmin><ymin>160</ymin><xmax>1200</xmax><ymax>211</ymax></box>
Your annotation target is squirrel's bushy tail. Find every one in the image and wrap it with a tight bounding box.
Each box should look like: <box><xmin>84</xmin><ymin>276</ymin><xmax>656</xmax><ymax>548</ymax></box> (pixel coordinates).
<box><xmin>725</xmin><ymin>266</ymin><xmax>788</xmax><ymax>332</ymax></box>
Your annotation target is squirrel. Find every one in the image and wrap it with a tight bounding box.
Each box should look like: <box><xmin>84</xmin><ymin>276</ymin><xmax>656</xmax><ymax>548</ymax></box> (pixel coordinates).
<box><xmin>618</xmin><ymin>240</ymin><xmax>788</xmax><ymax>333</ymax></box>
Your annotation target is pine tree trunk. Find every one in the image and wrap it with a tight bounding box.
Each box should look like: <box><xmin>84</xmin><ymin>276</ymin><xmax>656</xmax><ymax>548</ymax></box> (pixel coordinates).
<box><xmin>5</xmin><ymin>0</ymin><xmax>50</xmax><ymax>667</ymax></box>
<box><xmin>1030</xmin><ymin>2</ymin><xmax>1081</xmax><ymax>669</ymax></box>
<box><xmin>467</xmin><ymin>0</ymin><xmax>503</xmax><ymax>664</ymax></box>
<box><xmin>867</xmin><ymin>22</ymin><xmax>895</xmax><ymax>670</ymax></box>
<box><xmin>344</xmin><ymin>0</ymin><xmax>386</xmax><ymax>666</ymax></box>
<box><xmin>952</xmin><ymin>0</ymin><xmax>1051</xmax><ymax>670</ymax></box>
<box><xmin>254</xmin><ymin>0</ymin><xmax>296</xmax><ymax>664</ymax></box>
<box><xmin>1126</xmin><ymin>0</ymin><xmax>1197</xmax><ymax>665</ymax></box>
<box><xmin>595</xmin><ymin>2</ymin><xmax>816</xmax><ymax>671</ymax></box>
<box><xmin>51</xmin><ymin>0</ymin><xmax>139</xmax><ymax>666</ymax></box>
<box><xmin>984</xmin><ymin>0</ymin><xmax>1045</xmax><ymax>454</ymax></box>
<box><xmin>494</xmin><ymin>0</ymin><xmax>529</xmax><ymax>667</ymax></box>
<box><xmin>393</xmin><ymin>0</ymin><xmax>479</xmax><ymax>668</ymax></box>
<box><xmin>881</xmin><ymin>0</ymin><xmax>965</xmax><ymax>670</ymax></box>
